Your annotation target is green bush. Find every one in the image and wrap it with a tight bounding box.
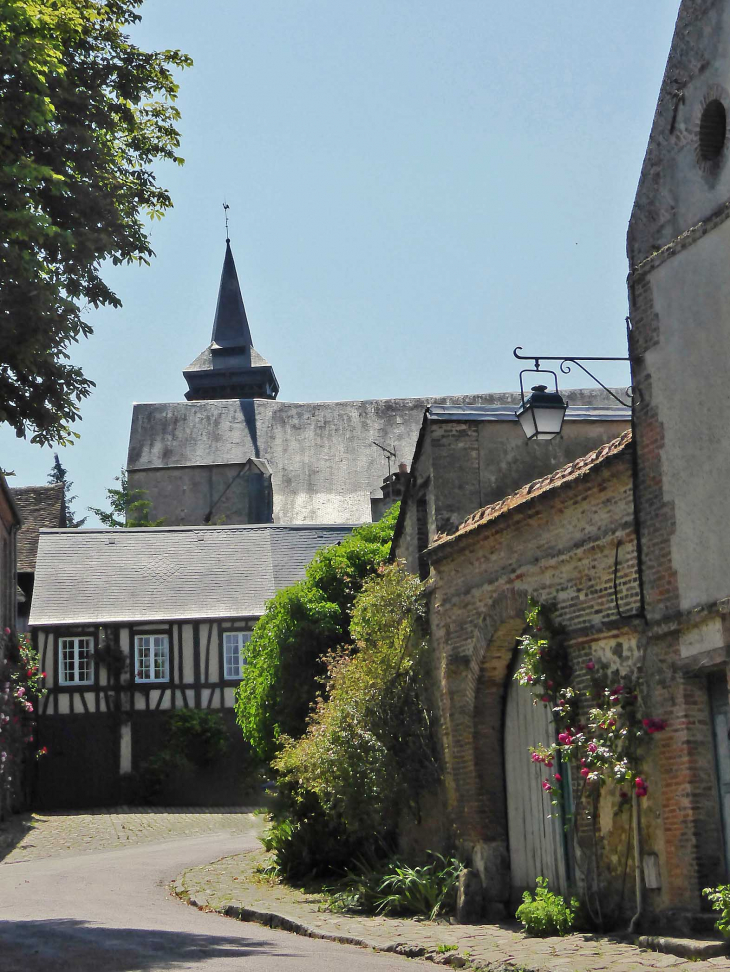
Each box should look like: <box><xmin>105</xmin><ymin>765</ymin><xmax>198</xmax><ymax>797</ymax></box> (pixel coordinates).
<box><xmin>167</xmin><ymin>709</ymin><xmax>229</xmax><ymax>767</ymax></box>
<box><xmin>136</xmin><ymin>751</ymin><xmax>188</xmax><ymax>804</ymax></box>
<box><xmin>516</xmin><ymin>877</ymin><xmax>578</xmax><ymax>937</ymax></box>
<box><xmin>327</xmin><ymin>853</ymin><xmax>462</xmax><ymax>919</ymax></box>
<box><xmin>703</xmin><ymin>884</ymin><xmax>730</xmax><ymax>937</ymax></box>
<box><xmin>135</xmin><ymin>710</ymin><xmax>230</xmax><ymax>804</ymax></box>
<box><xmin>259</xmin><ymin>798</ymin><xmax>363</xmax><ymax>881</ymax></box>
<box><xmin>273</xmin><ymin>564</ymin><xmax>436</xmax><ymax>864</ymax></box>
<box><xmin>235</xmin><ymin>506</ymin><xmax>399</xmax><ymax>760</ymax></box>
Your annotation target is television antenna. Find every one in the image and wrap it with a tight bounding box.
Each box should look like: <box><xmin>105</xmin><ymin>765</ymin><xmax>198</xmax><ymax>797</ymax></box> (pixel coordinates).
<box><xmin>372</xmin><ymin>441</ymin><xmax>396</xmax><ymax>478</ymax></box>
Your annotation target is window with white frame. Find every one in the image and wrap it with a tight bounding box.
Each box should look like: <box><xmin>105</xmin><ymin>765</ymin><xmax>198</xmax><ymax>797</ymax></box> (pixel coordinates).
<box><xmin>59</xmin><ymin>637</ymin><xmax>94</xmax><ymax>685</ymax></box>
<box><xmin>223</xmin><ymin>631</ymin><xmax>250</xmax><ymax>680</ymax></box>
<box><xmin>135</xmin><ymin>634</ymin><xmax>169</xmax><ymax>682</ymax></box>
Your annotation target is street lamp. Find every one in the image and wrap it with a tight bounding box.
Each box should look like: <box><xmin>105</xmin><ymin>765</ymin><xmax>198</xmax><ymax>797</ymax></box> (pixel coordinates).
<box><xmin>516</xmin><ymin>380</ymin><xmax>568</xmax><ymax>441</ymax></box>
<box><xmin>513</xmin><ymin>346</ymin><xmax>632</xmax><ymax>441</ymax></box>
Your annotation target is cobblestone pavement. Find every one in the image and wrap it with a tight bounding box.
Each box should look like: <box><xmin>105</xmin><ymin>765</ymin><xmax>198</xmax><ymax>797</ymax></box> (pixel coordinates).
<box><xmin>175</xmin><ymin>850</ymin><xmax>730</xmax><ymax>972</ymax></box>
<box><xmin>0</xmin><ymin>806</ymin><xmax>261</xmax><ymax>863</ymax></box>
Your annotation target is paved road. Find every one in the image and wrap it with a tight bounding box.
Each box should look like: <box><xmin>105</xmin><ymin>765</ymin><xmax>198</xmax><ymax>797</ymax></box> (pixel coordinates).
<box><xmin>0</xmin><ymin>828</ymin><xmax>413</xmax><ymax>972</ymax></box>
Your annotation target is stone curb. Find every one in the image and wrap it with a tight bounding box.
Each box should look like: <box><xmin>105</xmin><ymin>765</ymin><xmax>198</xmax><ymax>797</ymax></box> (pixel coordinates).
<box><xmin>176</xmin><ymin>886</ymin><xmax>472</xmax><ymax>968</ymax></box>
<box><xmin>172</xmin><ymin>876</ymin><xmax>729</xmax><ymax>969</ymax></box>
<box><xmin>632</xmin><ymin>934</ymin><xmax>729</xmax><ymax>959</ymax></box>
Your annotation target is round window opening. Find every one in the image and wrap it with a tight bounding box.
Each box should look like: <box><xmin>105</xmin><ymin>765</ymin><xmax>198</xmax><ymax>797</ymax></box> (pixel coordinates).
<box><xmin>700</xmin><ymin>99</ymin><xmax>727</xmax><ymax>161</ymax></box>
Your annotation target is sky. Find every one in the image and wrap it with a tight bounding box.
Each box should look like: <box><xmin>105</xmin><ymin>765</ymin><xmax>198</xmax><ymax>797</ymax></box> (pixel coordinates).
<box><xmin>1</xmin><ymin>1</ymin><xmax>680</xmax><ymax>524</ymax></box>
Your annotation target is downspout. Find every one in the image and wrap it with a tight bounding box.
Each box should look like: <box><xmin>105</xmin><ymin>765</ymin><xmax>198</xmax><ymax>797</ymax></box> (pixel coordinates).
<box><xmin>628</xmin><ymin>789</ymin><xmax>644</xmax><ymax>934</ymax></box>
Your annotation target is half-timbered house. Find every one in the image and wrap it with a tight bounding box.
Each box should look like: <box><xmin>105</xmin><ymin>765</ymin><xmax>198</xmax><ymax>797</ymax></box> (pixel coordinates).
<box><xmin>29</xmin><ymin>523</ymin><xmax>353</xmax><ymax>808</ymax></box>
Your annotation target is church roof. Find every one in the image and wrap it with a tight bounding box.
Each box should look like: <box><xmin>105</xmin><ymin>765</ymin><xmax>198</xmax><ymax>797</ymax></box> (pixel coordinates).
<box><xmin>29</xmin><ymin>523</ymin><xmax>356</xmax><ymax>626</ymax></box>
<box><xmin>127</xmin><ymin>392</ymin><xmax>630</xmax><ymax>525</ymax></box>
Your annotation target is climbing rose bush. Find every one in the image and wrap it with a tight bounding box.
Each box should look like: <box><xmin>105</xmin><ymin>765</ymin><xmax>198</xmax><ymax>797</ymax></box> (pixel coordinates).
<box><xmin>0</xmin><ymin>629</ymin><xmax>47</xmax><ymax>819</ymax></box>
<box><xmin>514</xmin><ymin>602</ymin><xmax>666</xmax><ymax>804</ymax></box>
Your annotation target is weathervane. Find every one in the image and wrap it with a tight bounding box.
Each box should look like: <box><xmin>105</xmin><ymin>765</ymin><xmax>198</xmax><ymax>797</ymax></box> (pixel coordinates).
<box><xmin>223</xmin><ymin>201</ymin><xmax>230</xmax><ymax>242</ymax></box>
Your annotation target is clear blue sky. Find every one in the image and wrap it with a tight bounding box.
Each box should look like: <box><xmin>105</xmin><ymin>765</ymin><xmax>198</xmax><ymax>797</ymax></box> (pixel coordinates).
<box><xmin>1</xmin><ymin>1</ymin><xmax>680</xmax><ymax>524</ymax></box>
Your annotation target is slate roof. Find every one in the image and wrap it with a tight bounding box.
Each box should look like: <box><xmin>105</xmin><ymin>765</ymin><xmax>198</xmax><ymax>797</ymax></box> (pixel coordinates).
<box><xmin>29</xmin><ymin>523</ymin><xmax>356</xmax><ymax>627</ymax></box>
<box><xmin>127</xmin><ymin>390</ymin><xmax>629</xmax><ymax>525</ymax></box>
<box><xmin>10</xmin><ymin>484</ymin><xmax>65</xmax><ymax>573</ymax></box>
<box><xmin>210</xmin><ymin>240</ymin><xmax>253</xmax><ymax>349</ymax></box>
<box><xmin>429</xmin><ymin>429</ymin><xmax>633</xmax><ymax>553</ymax></box>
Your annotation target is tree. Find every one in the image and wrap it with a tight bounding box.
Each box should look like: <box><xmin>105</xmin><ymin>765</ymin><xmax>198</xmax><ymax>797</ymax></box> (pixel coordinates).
<box><xmin>48</xmin><ymin>453</ymin><xmax>86</xmax><ymax>527</ymax></box>
<box><xmin>88</xmin><ymin>468</ymin><xmax>163</xmax><ymax>527</ymax></box>
<box><xmin>0</xmin><ymin>0</ymin><xmax>191</xmax><ymax>445</ymax></box>
<box><xmin>235</xmin><ymin>505</ymin><xmax>399</xmax><ymax>760</ymax></box>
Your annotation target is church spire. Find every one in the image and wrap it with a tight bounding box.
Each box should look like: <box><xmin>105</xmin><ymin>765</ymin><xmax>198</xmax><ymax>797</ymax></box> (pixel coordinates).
<box><xmin>183</xmin><ymin>239</ymin><xmax>279</xmax><ymax>402</ymax></box>
<box><xmin>211</xmin><ymin>240</ymin><xmax>253</xmax><ymax>349</ymax></box>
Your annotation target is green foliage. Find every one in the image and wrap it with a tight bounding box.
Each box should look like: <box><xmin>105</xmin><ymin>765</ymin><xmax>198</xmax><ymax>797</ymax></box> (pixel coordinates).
<box><xmin>136</xmin><ymin>709</ymin><xmax>228</xmax><ymax>803</ymax></box>
<box><xmin>274</xmin><ymin>564</ymin><xmax>433</xmax><ymax>841</ymax></box>
<box><xmin>235</xmin><ymin>506</ymin><xmax>399</xmax><ymax>759</ymax></box>
<box><xmin>258</xmin><ymin>808</ymin><xmax>360</xmax><ymax>882</ymax></box>
<box><xmin>136</xmin><ymin>750</ymin><xmax>185</xmax><ymax>805</ymax></box>
<box><xmin>48</xmin><ymin>453</ymin><xmax>86</xmax><ymax>527</ymax></box>
<box><xmin>703</xmin><ymin>885</ymin><xmax>730</xmax><ymax>938</ymax></box>
<box><xmin>516</xmin><ymin>877</ymin><xmax>578</xmax><ymax>937</ymax></box>
<box><xmin>167</xmin><ymin>709</ymin><xmax>229</xmax><ymax>767</ymax></box>
<box><xmin>326</xmin><ymin>853</ymin><xmax>462</xmax><ymax>920</ymax></box>
<box><xmin>88</xmin><ymin>468</ymin><xmax>164</xmax><ymax>527</ymax></box>
<box><xmin>0</xmin><ymin>0</ymin><xmax>191</xmax><ymax>445</ymax></box>
<box><xmin>0</xmin><ymin>631</ymin><xmax>48</xmax><ymax>819</ymax></box>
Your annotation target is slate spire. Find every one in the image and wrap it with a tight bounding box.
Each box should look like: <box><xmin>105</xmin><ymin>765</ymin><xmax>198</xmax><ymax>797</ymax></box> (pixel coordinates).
<box><xmin>211</xmin><ymin>240</ymin><xmax>253</xmax><ymax>349</ymax></box>
<box><xmin>183</xmin><ymin>241</ymin><xmax>279</xmax><ymax>401</ymax></box>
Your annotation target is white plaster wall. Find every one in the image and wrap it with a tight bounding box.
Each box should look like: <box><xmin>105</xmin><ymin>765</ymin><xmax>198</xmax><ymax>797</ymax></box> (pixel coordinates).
<box><xmin>649</xmin><ymin>215</ymin><xmax>730</xmax><ymax>610</ymax></box>
<box><xmin>181</xmin><ymin>624</ymin><xmax>195</xmax><ymax>684</ymax></box>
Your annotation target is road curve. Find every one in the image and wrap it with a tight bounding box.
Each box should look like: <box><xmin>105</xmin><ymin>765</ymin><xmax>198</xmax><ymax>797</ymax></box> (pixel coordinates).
<box><xmin>0</xmin><ymin>830</ymin><xmax>413</xmax><ymax>972</ymax></box>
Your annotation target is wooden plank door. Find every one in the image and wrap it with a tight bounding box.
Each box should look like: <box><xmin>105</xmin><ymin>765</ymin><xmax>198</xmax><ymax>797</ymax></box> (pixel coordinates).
<box><xmin>504</xmin><ymin>662</ymin><xmax>568</xmax><ymax>898</ymax></box>
<box><xmin>710</xmin><ymin>675</ymin><xmax>730</xmax><ymax>875</ymax></box>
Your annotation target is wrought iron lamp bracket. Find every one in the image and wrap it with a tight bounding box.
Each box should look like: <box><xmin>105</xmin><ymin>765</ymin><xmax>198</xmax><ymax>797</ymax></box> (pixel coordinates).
<box><xmin>513</xmin><ymin>348</ymin><xmax>634</xmax><ymax>408</ymax></box>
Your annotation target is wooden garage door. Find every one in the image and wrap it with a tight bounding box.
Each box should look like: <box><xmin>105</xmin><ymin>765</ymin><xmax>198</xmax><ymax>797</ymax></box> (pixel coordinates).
<box><xmin>505</xmin><ymin>661</ymin><xmax>568</xmax><ymax>897</ymax></box>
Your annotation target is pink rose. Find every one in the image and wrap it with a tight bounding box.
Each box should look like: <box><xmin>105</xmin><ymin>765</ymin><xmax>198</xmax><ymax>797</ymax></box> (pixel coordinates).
<box><xmin>580</xmin><ymin>767</ymin><xmax>590</xmax><ymax>778</ymax></box>
<box><xmin>586</xmin><ymin>661</ymin><xmax>595</xmax><ymax>671</ymax></box>
<box><xmin>554</xmin><ymin>773</ymin><xmax>562</xmax><ymax>782</ymax></box>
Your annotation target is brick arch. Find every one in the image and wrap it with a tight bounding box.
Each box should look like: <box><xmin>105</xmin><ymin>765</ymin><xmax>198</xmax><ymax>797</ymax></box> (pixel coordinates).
<box><xmin>443</xmin><ymin>588</ymin><xmax>530</xmax><ymax>843</ymax></box>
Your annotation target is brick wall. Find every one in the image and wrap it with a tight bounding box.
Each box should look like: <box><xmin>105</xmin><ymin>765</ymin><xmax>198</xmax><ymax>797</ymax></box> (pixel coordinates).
<box><xmin>426</xmin><ymin>445</ymin><xmax>647</xmax><ymax>909</ymax></box>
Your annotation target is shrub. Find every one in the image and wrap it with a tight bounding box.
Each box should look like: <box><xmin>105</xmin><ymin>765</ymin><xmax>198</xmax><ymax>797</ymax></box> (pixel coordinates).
<box><xmin>273</xmin><ymin>564</ymin><xmax>436</xmax><ymax>867</ymax></box>
<box><xmin>235</xmin><ymin>506</ymin><xmax>399</xmax><ymax>760</ymax></box>
<box><xmin>167</xmin><ymin>709</ymin><xmax>229</xmax><ymax>767</ymax></box>
<box><xmin>327</xmin><ymin>853</ymin><xmax>462</xmax><ymax>919</ymax></box>
<box><xmin>135</xmin><ymin>709</ymin><xmax>230</xmax><ymax>804</ymax></box>
<box><xmin>516</xmin><ymin>877</ymin><xmax>578</xmax><ymax>937</ymax></box>
<box><xmin>136</xmin><ymin>750</ymin><xmax>187</xmax><ymax>804</ymax></box>
<box><xmin>259</xmin><ymin>796</ymin><xmax>362</xmax><ymax>881</ymax></box>
<box><xmin>703</xmin><ymin>884</ymin><xmax>730</xmax><ymax>937</ymax></box>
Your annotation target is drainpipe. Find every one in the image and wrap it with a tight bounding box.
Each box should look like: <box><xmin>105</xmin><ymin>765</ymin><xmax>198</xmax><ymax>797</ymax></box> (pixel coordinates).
<box><xmin>628</xmin><ymin>790</ymin><xmax>644</xmax><ymax>934</ymax></box>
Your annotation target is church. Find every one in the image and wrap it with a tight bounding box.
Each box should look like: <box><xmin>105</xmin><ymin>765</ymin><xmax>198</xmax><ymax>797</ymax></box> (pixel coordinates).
<box><xmin>126</xmin><ymin>239</ymin><xmax>619</xmax><ymax>528</ymax></box>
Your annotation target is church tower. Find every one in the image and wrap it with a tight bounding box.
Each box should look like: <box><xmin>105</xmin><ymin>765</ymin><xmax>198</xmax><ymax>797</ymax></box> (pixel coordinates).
<box><xmin>183</xmin><ymin>241</ymin><xmax>279</xmax><ymax>401</ymax></box>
